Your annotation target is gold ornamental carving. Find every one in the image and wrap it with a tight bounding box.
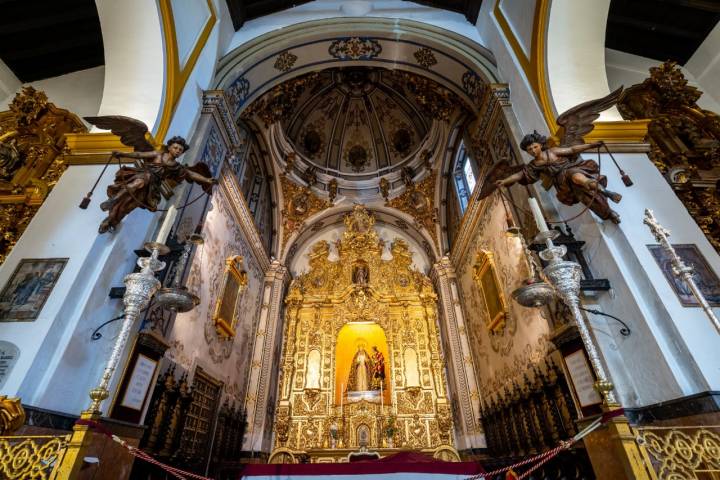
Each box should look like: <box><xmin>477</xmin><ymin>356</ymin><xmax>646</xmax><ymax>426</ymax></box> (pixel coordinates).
<box><xmin>619</xmin><ymin>61</ymin><xmax>720</xmax><ymax>253</ymax></box>
<box><xmin>0</xmin><ymin>87</ymin><xmax>86</xmax><ymax>264</ymax></box>
<box><xmin>0</xmin><ymin>397</ymin><xmax>25</xmax><ymax>435</ymax></box>
<box><xmin>272</xmin><ymin>205</ymin><xmax>452</xmax><ymax>462</ymax></box>
<box><xmin>635</xmin><ymin>425</ymin><xmax>720</xmax><ymax>479</ymax></box>
<box><xmin>385</xmin><ymin>171</ymin><xmax>438</xmax><ymax>245</ymax></box>
<box><xmin>280</xmin><ymin>175</ymin><xmax>330</xmax><ymax>250</ymax></box>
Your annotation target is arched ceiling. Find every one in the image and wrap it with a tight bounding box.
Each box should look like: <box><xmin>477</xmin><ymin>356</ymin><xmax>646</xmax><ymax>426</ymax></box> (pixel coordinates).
<box><xmin>282</xmin><ymin>68</ymin><xmax>430</xmax><ymax>178</ymax></box>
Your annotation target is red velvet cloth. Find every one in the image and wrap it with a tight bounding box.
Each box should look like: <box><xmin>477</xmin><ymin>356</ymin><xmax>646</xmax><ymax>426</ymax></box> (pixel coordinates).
<box><xmin>240</xmin><ymin>451</ymin><xmax>485</xmax><ymax>477</ymax></box>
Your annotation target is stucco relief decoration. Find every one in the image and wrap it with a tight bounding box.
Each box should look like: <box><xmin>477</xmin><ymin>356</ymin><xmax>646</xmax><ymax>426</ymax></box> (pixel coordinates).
<box><xmin>280</xmin><ymin>176</ymin><xmax>331</xmax><ymax>249</ymax></box>
<box><xmin>328</xmin><ymin>37</ymin><xmax>382</xmax><ymax>60</ymax></box>
<box><xmin>227</xmin><ymin>76</ymin><xmax>250</xmax><ymax>116</ymax></box>
<box><xmin>390</xmin><ymin>71</ymin><xmax>457</xmax><ymax>121</ymax></box>
<box><xmin>199</xmin><ymin>126</ymin><xmax>227</xmax><ymax>176</ymax></box>
<box><xmin>386</xmin><ymin>171</ymin><xmax>438</xmax><ymax>245</ymax></box>
<box><xmin>413</xmin><ymin>47</ymin><xmax>437</xmax><ymax>69</ymax></box>
<box><xmin>462</xmin><ymin>70</ymin><xmax>486</xmax><ymax>108</ymax></box>
<box><xmin>242</xmin><ymin>73</ymin><xmax>319</xmax><ymax>127</ymax></box>
<box><xmin>274</xmin><ymin>51</ymin><xmax>298</xmax><ymax>72</ymax></box>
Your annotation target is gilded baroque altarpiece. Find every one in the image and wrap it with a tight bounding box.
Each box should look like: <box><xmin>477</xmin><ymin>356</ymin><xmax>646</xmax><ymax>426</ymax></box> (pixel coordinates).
<box><xmin>270</xmin><ymin>206</ymin><xmax>455</xmax><ymax>463</ymax></box>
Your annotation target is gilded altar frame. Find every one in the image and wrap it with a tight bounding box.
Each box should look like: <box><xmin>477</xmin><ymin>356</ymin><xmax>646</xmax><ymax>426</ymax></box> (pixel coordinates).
<box><xmin>473</xmin><ymin>250</ymin><xmax>508</xmax><ymax>334</ymax></box>
<box><xmin>212</xmin><ymin>255</ymin><xmax>248</xmax><ymax>337</ymax></box>
<box><xmin>271</xmin><ymin>206</ymin><xmax>456</xmax><ymax>463</ymax></box>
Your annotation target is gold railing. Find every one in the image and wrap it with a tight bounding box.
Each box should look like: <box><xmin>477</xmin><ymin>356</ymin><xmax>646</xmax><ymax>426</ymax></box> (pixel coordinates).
<box><xmin>0</xmin><ymin>434</ymin><xmax>70</xmax><ymax>479</ymax></box>
<box><xmin>634</xmin><ymin>425</ymin><xmax>720</xmax><ymax>479</ymax></box>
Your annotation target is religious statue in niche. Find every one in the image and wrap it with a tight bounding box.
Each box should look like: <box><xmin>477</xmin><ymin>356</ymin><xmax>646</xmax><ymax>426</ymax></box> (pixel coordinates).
<box><xmin>352</xmin><ymin>262</ymin><xmax>369</xmax><ymax>285</ymax></box>
<box><xmin>348</xmin><ymin>344</ymin><xmax>373</xmax><ymax>392</ymax></box>
<box><xmin>480</xmin><ymin>88</ymin><xmax>627</xmax><ymax>224</ymax></box>
<box><xmin>82</xmin><ymin>116</ymin><xmax>218</xmax><ymax>233</ymax></box>
<box><xmin>371</xmin><ymin>346</ymin><xmax>386</xmax><ymax>390</ymax></box>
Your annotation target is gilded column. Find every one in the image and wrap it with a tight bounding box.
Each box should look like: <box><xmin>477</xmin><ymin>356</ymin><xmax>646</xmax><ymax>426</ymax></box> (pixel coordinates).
<box><xmin>431</xmin><ymin>256</ymin><xmax>484</xmax><ymax>449</ymax></box>
<box><xmin>242</xmin><ymin>260</ymin><xmax>289</xmax><ymax>453</ymax></box>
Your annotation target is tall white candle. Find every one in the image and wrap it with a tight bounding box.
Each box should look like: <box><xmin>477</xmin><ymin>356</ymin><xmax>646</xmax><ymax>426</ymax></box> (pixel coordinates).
<box><xmin>155</xmin><ymin>205</ymin><xmax>178</xmax><ymax>243</ymax></box>
<box><xmin>528</xmin><ymin>197</ymin><xmax>549</xmax><ymax>232</ymax></box>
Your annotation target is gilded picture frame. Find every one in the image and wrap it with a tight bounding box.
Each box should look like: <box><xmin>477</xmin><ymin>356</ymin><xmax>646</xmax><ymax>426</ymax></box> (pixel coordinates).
<box><xmin>472</xmin><ymin>250</ymin><xmax>508</xmax><ymax>333</ymax></box>
<box><xmin>212</xmin><ymin>255</ymin><xmax>248</xmax><ymax>337</ymax></box>
<box><xmin>0</xmin><ymin>258</ymin><xmax>67</xmax><ymax>322</ymax></box>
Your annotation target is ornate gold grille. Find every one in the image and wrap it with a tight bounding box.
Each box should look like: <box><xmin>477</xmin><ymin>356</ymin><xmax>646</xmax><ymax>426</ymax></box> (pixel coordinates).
<box><xmin>0</xmin><ymin>435</ymin><xmax>69</xmax><ymax>480</ymax></box>
<box><xmin>634</xmin><ymin>425</ymin><xmax>720</xmax><ymax>479</ymax></box>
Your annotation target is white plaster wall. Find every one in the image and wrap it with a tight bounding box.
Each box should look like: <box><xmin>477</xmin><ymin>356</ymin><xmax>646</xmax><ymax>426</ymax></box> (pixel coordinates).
<box><xmin>0</xmin><ymin>58</ymin><xmax>20</xmax><ymax>103</ymax></box>
<box><xmin>0</xmin><ymin>165</ymin><xmax>153</xmax><ymax>413</ymax></box>
<box><xmin>172</xmin><ymin>0</ymin><xmax>212</xmax><ymax>68</ymax></box>
<box><xmin>498</xmin><ymin>0</ymin><xmax>536</xmax><ymax>58</ymax></box>
<box><xmin>289</xmin><ymin>222</ymin><xmax>430</xmax><ymax>277</ymax></box>
<box><xmin>475</xmin><ymin>1</ymin><xmax>547</xmax><ymax>135</ymax></box>
<box><xmin>686</xmin><ymin>20</ymin><xmax>720</xmax><ymax>106</ymax></box>
<box><xmin>166</xmin><ymin>188</ymin><xmax>265</xmax><ymax>406</ymax></box>
<box><xmin>546</xmin><ymin>0</ymin><xmax>621</xmax><ymax>121</ymax></box>
<box><xmin>454</xmin><ymin>196</ymin><xmax>552</xmax><ymax>402</ymax></box>
<box><xmin>162</xmin><ymin>0</ymin><xmax>225</xmax><ymax>143</ymax></box>
<box><xmin>95</xmin><ymin>0</ymin><xmax>165</xmax><ymax>131</ymax></box>
<box><xmin>606</xmin><ymin>48</ymin><xmax>720</xmax><ymax>114</ymax></box>
<box><xmin>224</xmin><ymin>0</ymin><xmax>484</xmax><ymax>56</ymax></box>
<box><xmin>1</xmin><ymin>67</ymin><xmax>105</xmax><ymax>122</ymax></box>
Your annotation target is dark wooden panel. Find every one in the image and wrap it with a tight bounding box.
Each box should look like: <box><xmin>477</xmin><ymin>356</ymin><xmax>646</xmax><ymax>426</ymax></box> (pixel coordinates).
<box><xmin>0</xmin><ymin>0</ymin><xmax>104</xmax><ymax>82</ymax></box>
<box><xmin>606</xmin><ymin>0</ymin><xmax>720</xmax><ymax>64</ymax></box>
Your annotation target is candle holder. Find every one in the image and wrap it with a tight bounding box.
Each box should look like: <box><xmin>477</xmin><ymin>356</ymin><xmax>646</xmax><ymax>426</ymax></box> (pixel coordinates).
<box><xmin>539</xmin><ymin>234</ymin><xmax>618</xmax><ymax>406</ymax></box>
<box><xmin>511</xmin><ymin>227</ymin><xmax>554</xmax><ymax>307</ymax></box>
<box><xmin>86</xmin><ymin>242</ymin><xmax>168</xmax><ymax>415</ymax></box>
<box><xmin>154</xmin><ymin>234</ymin><xmax>203</xmax><ymax>313</ymax></box>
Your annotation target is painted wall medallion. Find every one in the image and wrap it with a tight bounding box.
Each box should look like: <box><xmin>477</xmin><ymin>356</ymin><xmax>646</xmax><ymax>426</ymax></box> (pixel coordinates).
<box><xmin>0</xmin><ymin>258</ymin><xmax>67</xmax><ymax>321</ymax></box>
<box><xmin>328</xmin><ymin>37</ymin><xmax>382</xmax><ymax>60</ymax></box>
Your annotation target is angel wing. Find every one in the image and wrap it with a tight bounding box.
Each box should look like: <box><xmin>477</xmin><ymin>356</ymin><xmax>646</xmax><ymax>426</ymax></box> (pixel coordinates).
<box><xmin>556</xmin><ymin>87</ymin><xmax>623</xmax><ymax>148</ymax></box>
<box><xmin>477</xmin><ymin>160</ymin><xmax>524</xmax><ymax>200</ymax></box>
<box><xmin>84</xmin><ymin>115</ymin><xmax>155</xmax><ymax>152</ymax></box>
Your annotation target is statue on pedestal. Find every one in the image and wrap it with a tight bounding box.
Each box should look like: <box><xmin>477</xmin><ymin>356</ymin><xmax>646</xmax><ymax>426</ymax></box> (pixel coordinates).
<box><xmin>348</xmin><ymin>344</ymin><xmax>372</xmax><ymax>392</ymax></box>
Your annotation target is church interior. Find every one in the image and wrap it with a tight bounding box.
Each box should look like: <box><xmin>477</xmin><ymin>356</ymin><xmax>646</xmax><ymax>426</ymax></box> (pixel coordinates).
<box><xmin>0</xmin><ymin>1</ymin><xmax>719</xmax><ymax>479</ymax></box>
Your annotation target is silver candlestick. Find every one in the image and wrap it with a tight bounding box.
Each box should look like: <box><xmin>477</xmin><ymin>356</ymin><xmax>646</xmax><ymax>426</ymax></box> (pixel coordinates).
<box><xmin>536</xmin><ymin>229</ymin><xmax>618</xmax><ymax>406</ymax></box>
<box><xmin>86</xmin><ymin>242</ymin><xmax>168</xmax><ymax>414</ymax></box>
<box><xmin>644</xmin><ymin>209</ymin><xmax>720</xmax><ymax>334</ymax></box>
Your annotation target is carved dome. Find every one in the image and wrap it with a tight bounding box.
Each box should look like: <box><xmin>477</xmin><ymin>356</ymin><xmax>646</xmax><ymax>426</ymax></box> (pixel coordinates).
<box><xmin>281</xmin><ymin>68</ymin><xmax>432</xmax><ymax>177</ymax></box>
<box><xmin>242</xmin><ymin>66</ymin><xmax>468</xmax><ymax>198</ymax></box>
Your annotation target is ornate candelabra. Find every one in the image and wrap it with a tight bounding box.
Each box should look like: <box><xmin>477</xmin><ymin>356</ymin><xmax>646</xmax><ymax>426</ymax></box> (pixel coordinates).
<box><xmin>525</xmin><ymin>198</ymin><xmax>617</xmax><ymax>406</ymax></box>
<box><xmin>644</xmin><ymin>209</ymin><xmax>720</xmax><ymax>335</ymax></box>
<box><xmin>86</xmin><ymin>242</ymin><xmax>168</xmax><ymax>414</ymax></box>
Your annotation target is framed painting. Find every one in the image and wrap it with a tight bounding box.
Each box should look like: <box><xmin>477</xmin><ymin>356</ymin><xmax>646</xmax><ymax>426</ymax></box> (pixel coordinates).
<box><xmin>212</xmin><ymin>255</ymin><xmax>248</xmax><ymax>337</ymax></box>
<box><xmin>472</xmin><ymin>250</ymin><xmax>508</xmax><ymax>333</ymax></box>
<box><xmin>648</xmin><ymin>244</ymin><xmax>720</xmax><ymax>307</ymax></box>
<box><xmin>0</xmin><ymin>258</ymin><xmax>67</xmax><ymax>322</ymax></box>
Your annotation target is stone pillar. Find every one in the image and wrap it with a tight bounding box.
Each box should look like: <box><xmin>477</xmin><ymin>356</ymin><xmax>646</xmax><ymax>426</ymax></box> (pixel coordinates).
<box><xmin>242</xmin><ymin>260</ymin><xmax>289</xmax><ymax>453</ymax></box>
<box><xmin>431</xmin><ymin>256</ymin><xmax>485</xmax><ymax>449</ymax></box>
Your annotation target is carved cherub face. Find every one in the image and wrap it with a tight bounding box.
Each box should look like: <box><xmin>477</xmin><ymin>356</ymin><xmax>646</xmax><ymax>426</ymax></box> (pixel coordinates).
<box><xmin>525</xmin><ymin>142</ymin><xmax>543</xmax><ymax>157</ymax></box>
<box><xmin>168</xmin><ymin>143</ymin><xmax>185</xmax><ymax>158</ymax></box>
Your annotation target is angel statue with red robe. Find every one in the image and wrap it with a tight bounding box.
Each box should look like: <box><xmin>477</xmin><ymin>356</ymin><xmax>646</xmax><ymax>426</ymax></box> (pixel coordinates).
<box><xmin>84</xmin><ymin>116</ymin><xmax>217</xmax><ymax>233</ymax></box>
<box><xmin>479</xmin><ymin>88</ymin><xmax>626</xmax><ymax>224</ymax></box>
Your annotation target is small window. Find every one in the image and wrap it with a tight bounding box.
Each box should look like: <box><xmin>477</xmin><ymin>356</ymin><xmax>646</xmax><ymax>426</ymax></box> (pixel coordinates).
<box><xmin>452</xmin><ymin>142</ymin><xmax>477</xmax><ymax>212</ymax></box>
<box><xmin>463</xmin><ymin>157</ymin><xmax>476</xmax><ymax>194</ymax></box>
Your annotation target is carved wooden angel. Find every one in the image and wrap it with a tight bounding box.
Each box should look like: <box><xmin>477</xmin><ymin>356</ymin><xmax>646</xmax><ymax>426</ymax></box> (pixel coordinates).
<box><xmin>479</xmin><ymin>88</ymin><xmax>624</xmax><ymax>224</ymax></box>
<box><xmin>84</xmin><ymin>116</ymin><xmax>217</xmax><ymax>233</ymax></box>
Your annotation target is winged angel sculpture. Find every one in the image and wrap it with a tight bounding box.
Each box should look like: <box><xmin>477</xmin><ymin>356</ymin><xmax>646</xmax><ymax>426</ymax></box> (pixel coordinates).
<box><xmin>479</xmin><ymin>88</ymin><xmax>625</xmax><ymax>224</ymax></box>
<box><xmin>84</xmin><ymin>116</ymin><xmax>217</xmax><ymax>233</ymax></box>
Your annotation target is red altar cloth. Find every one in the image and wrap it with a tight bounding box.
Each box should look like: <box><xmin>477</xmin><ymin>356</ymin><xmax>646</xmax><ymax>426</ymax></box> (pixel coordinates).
<box><xmin>239</xmin><ymin>452</ymin><xmax>485</xmax><ymax>479</ymax></box>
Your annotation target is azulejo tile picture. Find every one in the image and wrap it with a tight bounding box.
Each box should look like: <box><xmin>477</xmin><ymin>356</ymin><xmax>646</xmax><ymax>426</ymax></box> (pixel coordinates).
<box><xmin>0</xmin><ymin>258</ymin><xmax>67</xmax><ymax>321</ymax></box>
<box><xmin>648</xmin><ymin>244</ymin><xmax>720</xmax><ymax>306</ymax></box>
